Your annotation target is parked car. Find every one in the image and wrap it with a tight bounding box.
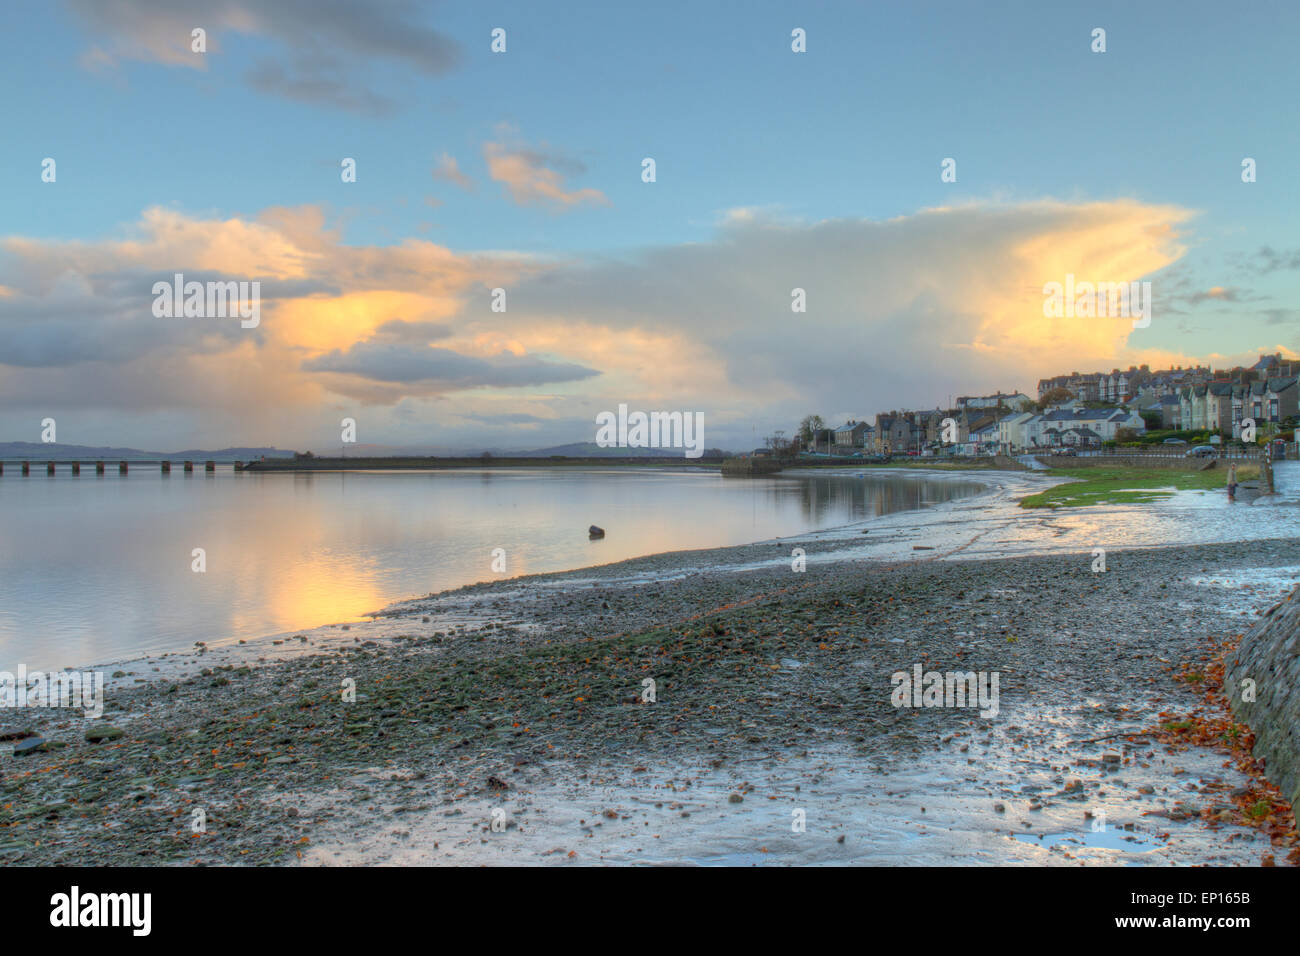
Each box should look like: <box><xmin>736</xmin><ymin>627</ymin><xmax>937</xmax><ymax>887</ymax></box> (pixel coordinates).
<box><xmin>1056</xmin><ymin>448</ymin><xmax>1077</xmax><ymax>457</ymax></box>
<box><xmin>1269</xmin><ymin>439</ymin><xmax>1287</xmax><ymax>460</ymax></box>
<box><xmin>1186</xmin><ymin>445</ymin><xmax>1216</xmax><ymax>458</ymax></box>
<box><xmin>1162</xmin><ymin>438</ymin><xmax>1188</xmax><ymax>445</ymax></box>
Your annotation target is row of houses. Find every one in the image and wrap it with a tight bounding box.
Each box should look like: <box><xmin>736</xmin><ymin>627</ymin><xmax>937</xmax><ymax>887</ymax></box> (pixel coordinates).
<box><xmin>814</xmin><ymin>399</ymin><xmax>1147</xmax><ymax>456</ymax></box>
<box><xmin>1154</xmin><ymin>377</ymin><xmax>1300</xmax><ymax>435</ymax></box>
<box><xmin>1038</xmin><ymin>365</ymin><xmax>1212</xmax><ymax>404</ymax></box>
<box><xmin>803</xmin><ymin>359</ymin><xmax>1299</xmax><ymax>459</ymax></box>
<box><xmin>1039</xmin><ymin>354</ymin><xmax>1299</xmax><ymax>407</ymax></box>
<box><xmin>818</xmin><ymin>407</ymin><xmax>1002</xmax><ymax>456</ymax></box>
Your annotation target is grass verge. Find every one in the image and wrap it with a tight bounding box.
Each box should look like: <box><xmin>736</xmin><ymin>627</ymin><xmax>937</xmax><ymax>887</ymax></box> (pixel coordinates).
<box><xmin>1020</xmin><ymin>465</ymin><xmax>1257</xmax><ymax>509</ymax></box>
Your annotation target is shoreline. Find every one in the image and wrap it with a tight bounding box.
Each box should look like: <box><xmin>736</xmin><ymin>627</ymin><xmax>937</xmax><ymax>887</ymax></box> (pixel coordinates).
<box><xmin>58</xmin><ymin>461</ymin><xmax>1299</xmax><ymax>688</ymax></box>
<box><xmin>67</xmin><ymin>465</ymin><xmax>1020</xmax><ymax>679</ymax></box>
<box><xmin>4</xmin><ymin>466</ymin><xmax>1298</xmax><ymax>866</ymax></box>
<box><xmin>4</xmin><ymin>538</ymin><xmax>1297</xmax><ymax>865</ymax></box>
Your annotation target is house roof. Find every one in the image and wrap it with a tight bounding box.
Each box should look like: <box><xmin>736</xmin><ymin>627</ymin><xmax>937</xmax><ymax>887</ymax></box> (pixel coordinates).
<box><xmin>1040</xmin><ymin>408</ymin><xmax>1129</xmax><ymax>423</ymax></box>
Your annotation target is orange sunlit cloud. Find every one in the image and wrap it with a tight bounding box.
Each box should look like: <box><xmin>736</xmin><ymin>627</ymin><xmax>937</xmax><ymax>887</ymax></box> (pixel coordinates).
<box><xmin>0</xmin><ymin>197</ymin><xmax>1234</xmax><ymax>447</ymax></box>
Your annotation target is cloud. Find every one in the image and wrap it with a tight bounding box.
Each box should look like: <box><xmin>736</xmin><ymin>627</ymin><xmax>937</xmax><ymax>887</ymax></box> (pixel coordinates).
<box><xmin>432</xmin><ymin>153</ymin><xmax>475</xmax><ymax>191</ymax></box>
<box><xmin>0</xmin><ymin>270</ymin><xmax>248</xmax><ymax>367</ymax></box>
<box><xmin>303</xmin><ymin>342</ymin><xmax>600</xmax><ymax>393</ymax></box>
<box><xmin>372</xmin><ymin>318</ymin><xmax>455</xmax><ymax>343</ymax></box>
<box><xmin>483</xmin><ymin>140</ymin><xmax>609</xmax><ymax>209</ymax></box>
<box><xmin>462</xmin><ymin>412</ymin><xmax>552</xmax><ymax>425</ymax></box>
<box><xmin>1250</xmin><ymin>246</ymin><xmax>1300</xmax><ymax>275</ymax></box>
<box><xmin>488</xmin><ymin>199</ymin><xmax>1195</xmax><ymax>420</ymax></box>
<box><xmin>0</xmin><ymin>197</ymin><xmax>1200</xmax><ymax>450</ymax></box>
<box><xmin>0</xmin><ymin>205</ymin><xmax>546</xmax><ymax>430</ymax></box>
<box><xmin>65</xmin><ymin>0</ymin><xmax>460</xmax><ymax>110</ymax></box>
<box><xmin>245</xmin><ymin>56</ymin><xmax>396</xmax><ymax>114</ymax></box>
<box><xmin>1260</xmin><ymin>308</ymin><xmax>1300</xmax><ymax>327</ymax></box>
<box><xmin>1186</xmin><ymin>286</ymin><xmax>1247</xmax><ymax>304</ymax></box>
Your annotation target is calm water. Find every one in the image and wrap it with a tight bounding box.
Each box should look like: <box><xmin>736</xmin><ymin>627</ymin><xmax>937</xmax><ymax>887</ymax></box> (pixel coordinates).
<box><xmin>0</xmin><ymin>466</ymin><xmax>984</xmax><ymax>669</ymax></box>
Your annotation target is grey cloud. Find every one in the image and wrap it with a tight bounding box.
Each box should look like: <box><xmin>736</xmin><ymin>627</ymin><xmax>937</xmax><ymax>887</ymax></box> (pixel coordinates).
<box><xmin>303</xmin><ymin>342</ymin><xmax>600</xmax><ymax>389</ymax></box>
<box><xmin>463</xmin><ymin>412</ymin><xmax>551</xmax><ymax>425</ymax></box>
<box><xmin>66</xmin><ymin>0</ymin><xmax>460</xmax><ymax>110</ymax></box>
<box><xmin>1252</xmin><ymin>246</ymin><xmax>1300</xmax><ymax>275</ymax></box>
<box><xmin>373</xmin><ymin>319</ymin><xmax>455</xmax><ymax>342</ymax></box>
<box><xmin>246</xmin><ymin>58</ymin><xmax>396</xmax><ymax>115</ymax></box>
<box><xmin>0</xmin><ymin>275</ymin><xmax>256</xmax><ymax>368</ymax></box>
<box><xmin>1261</xmin><ymin>308</ymin><xmax>1300</xmax><ymax>327</ymax></box>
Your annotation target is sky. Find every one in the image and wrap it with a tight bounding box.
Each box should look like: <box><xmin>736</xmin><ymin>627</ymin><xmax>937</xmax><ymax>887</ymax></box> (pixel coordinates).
<box><xmin>1</xmin><ymin>0</ymin><xmax>1297</xmax><ymax>452</ymax></box>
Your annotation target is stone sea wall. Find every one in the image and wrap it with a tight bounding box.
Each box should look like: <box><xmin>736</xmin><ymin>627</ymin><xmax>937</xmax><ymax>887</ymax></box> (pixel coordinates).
<box><xmin>1227</xmin><ymin>586</ymin><xmax>1300</xmax><ymax>810</ymax></box>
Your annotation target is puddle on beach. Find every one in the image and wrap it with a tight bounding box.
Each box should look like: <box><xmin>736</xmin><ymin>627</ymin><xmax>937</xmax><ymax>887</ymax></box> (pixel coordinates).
<box><xmin>1187</xmin><ymin>566</ymin><xmax>1300</xmax><ymax>593</ymax></box>
<box><xmin>1011</xmin><ymin>828</ymin><xmax>1164</xmax><ymax>858</ymax></box>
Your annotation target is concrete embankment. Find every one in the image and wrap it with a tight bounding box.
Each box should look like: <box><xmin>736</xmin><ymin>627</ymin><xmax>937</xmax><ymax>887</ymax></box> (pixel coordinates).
<box><xmin>1228</xmin><ymin>586</ymin><xmax>1300</xmax><ymax>811</ymax></box>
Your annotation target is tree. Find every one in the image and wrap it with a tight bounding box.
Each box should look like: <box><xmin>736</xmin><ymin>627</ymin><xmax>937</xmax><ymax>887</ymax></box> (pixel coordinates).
<box><xmin>798</xmin><ymin>415</ymin><xmax>825</xmax><ymax>445</ymax></box>
<box><xmin>1037</xmin><ymin>387</ymin><xmax>1074</xmax><ymax>410</ymax></box>
<box><xmin>765</xmin><ymin>430</ymin><xmax>794</xmax><ymax>458</ymax></box>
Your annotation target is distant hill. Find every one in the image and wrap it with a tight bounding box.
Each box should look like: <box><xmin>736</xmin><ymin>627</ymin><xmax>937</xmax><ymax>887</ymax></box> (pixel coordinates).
<box><xmin>310</xmin><ymin>442</ymin><xmax>730</xmax><ymax>458</ymax></box>
<box><xmin>517</xmin><ymin>442</ymin><xmax>686</xmax><ymax>458</ymax></box>
<box><xmin>0</xmin><ymin>442</ymin><xmax>296</xmax><ymax>461</ymax></box>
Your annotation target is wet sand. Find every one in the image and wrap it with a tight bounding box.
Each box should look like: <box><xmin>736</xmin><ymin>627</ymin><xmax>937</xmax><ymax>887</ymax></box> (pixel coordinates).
<box><xmin>3</xmin><ymin>469</ymin><xmax>1298</xmax><ymax>865</ymax></box>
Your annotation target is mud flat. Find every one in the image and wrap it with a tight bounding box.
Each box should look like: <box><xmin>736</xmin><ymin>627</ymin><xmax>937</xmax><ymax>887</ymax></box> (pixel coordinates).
<box><xmin>4</xmin><ymin>515</ymin><xmax>1299</xmax><ymax>865</ymax></box>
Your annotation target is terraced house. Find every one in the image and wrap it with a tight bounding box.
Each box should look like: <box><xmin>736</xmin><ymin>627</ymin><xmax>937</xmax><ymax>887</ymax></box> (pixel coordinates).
<box><xmin>833</xmin><ymin>420</ymin><xmax>872</xmax><ymax>452</ymax></box>
<box><xmin>873</xmin><ymin>412</ymin><xmax>915</xmax><ymax>454</ymax></box>
<box><xmin>1176</xmin><ymin>376</ymin><xmax>1299</xmax><ymax>436</ymax></box>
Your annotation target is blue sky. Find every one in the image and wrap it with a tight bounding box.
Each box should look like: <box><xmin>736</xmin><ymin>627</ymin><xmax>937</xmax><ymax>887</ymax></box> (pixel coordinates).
<box><xmin>2</xmin><ymin>1</ymin><xmax>1296</xmax><ymax>250</ymax></box>
<box><xmin>0</xmin><ymin>0</ymin><xmax>1297</xmax><ymax>449</ymax></box>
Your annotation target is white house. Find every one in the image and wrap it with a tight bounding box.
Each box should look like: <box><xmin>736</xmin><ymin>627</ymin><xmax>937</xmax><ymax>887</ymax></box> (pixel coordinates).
<box><xmin>996</xmin><ymin>412</ymin><xmax>1037</xmax><ymax>451</ymax></box>
<box><xmin>1021</xmin><ymin>407</ymin><xmax>1144</xmax><ymax>448</ymax></box>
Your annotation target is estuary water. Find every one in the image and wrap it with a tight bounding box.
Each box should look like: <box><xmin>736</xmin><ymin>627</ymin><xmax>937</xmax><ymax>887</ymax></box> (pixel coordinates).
<box><xmin>0</xmin><ymin>466</ymin><xmax>985</xmax><ymax>670</ymax></box>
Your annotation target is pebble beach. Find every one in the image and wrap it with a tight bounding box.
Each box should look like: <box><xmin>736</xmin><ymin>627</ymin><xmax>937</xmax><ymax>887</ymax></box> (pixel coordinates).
<box><xmin>3</xmin><ymin>468</ymin><xmax>1299</xmax><ymax>865</ymax></box>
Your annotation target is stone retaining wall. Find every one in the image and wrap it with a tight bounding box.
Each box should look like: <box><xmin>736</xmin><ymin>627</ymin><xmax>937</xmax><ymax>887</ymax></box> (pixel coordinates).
<box><xmin>1226</xmin><ymin>587</ymin><xmax>1300</xmax><ymax>810</ymax></box>
<box><xmin>991</xmin><ymin>455</ymin><xmax>1029</xmax><ymax>471</ymax></box>
<box><xmin>720</xmin><ymin>457</ymin><xmax>783</xmax><ymax>477</ymax></box>
<box><xmin>1035</xmin><ymin>454</ymin><xmax>1214</xmax><ymax>471</ymax></box>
